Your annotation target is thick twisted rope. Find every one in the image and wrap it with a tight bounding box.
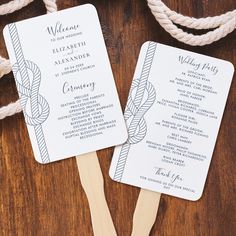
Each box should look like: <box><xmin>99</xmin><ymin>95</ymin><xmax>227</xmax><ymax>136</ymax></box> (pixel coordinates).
<box><xmin>43</xmin><ymin>0</ymin><xmax>57</xmax><ymax>13</ymax></box>
<box><xmin>113</xmin><ymin>42</ymin><xmax>157</xmax><ymax>181</ymax></box>
<box><xmin>0</xmin><ymin>0</ymin><xmax>33</xmax><ymax>15</ymax></box>
<box><xmin>0</xmin><ymin>0</ymin><xmax>57</xmax><ymax>120</ymax></box>
<box><xmin>0</xmin><ymin>55</ymin><xmax>11</xmax><ymax>78</ymax></box>
<box><xmin>147</xmin><ymin>0</ymin><xmax>236</xmax><ymax>46</ymax></box>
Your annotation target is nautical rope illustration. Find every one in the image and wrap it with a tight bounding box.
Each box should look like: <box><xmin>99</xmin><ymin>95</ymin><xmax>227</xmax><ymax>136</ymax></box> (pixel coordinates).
<box><xmin>113</xmin><ymin>42</ymin><xmax>157</xmax><ymax>181</ymax></box>
<box><xmin>8</xmin><ymin>23</ymin><xmax>50</xmax><ymax>163</ymax></box>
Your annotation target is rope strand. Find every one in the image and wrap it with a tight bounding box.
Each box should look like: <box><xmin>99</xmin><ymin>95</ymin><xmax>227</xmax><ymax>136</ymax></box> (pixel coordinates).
<box><xmin>147</xmin><ymin>0</ymin><xmax>236</xmax><ymax>45</ymax></box>
<box><xmin>0</xmin><ymin>56</ymin><xmax>11</xmax><ymax>78</ymax></box>
<box><xmin>0</xmin><ymin>100</ymin><xmax>21</xmax><ymax>120</ymax></box>
<box><xmin>0</xmin><ymin>0</ymin><xmax>33</xmax><ymax>15</ymax></box>
<box><xmin>0</xmin><ymin>0</ymin><xmax>57</xmax><ymax>120</ymax></box>
<box><xmin>43</xmin><ymin>0</ymin><xmax>57</xmax><ymax>13</ymax></box>
<box><xmin>156</xmin><ymin>0</ymin><xmax>236</xmax><ymax>29</ymax></box>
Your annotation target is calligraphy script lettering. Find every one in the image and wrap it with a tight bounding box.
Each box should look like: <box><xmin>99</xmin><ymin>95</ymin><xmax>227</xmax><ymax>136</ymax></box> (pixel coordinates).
<box><xmin>47</xmin><ymin>21</ymin><xmax>80</xmax><ymax>36</ymax></box>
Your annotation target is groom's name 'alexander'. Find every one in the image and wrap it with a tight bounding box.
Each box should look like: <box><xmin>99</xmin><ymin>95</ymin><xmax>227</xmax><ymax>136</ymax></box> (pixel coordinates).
<box><xmin>54</xmin><ymin>52</ymin><xmax>90</xmax><ymax>66</ymax></box>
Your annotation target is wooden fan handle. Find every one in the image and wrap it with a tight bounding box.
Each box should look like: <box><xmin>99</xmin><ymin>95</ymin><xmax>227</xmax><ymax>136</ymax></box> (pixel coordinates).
<box><xmin>131</xmin><ymin>189</ymin><xmax>161</xmax><ymax>236</ymax></box>
<box><xmin>76</xmin><ymin>152</ymin><xmax>117</xmax><ymax>236</ymax></box>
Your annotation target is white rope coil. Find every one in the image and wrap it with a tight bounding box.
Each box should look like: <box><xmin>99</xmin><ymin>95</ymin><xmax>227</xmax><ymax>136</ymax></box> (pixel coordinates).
<box><xmin>0</xmin><ymin>0</ymin><xmax>235</xmax><ymax>120</ymax></box>
<box><xmin>0</xmin><ymin>0</ymin><xmax>57</xmax><ymax>120</ymax></box>
<box><xmin>0</xmin><ymin>100</ymin><xmax>21</xmax><ymax>120</ymax></box>
<box><xmin>43</xmin><ymin>0</ymin><xmax>57</xmax><ymax>13</ymax></box>
<box><xmin>147</xmin><ymin>0</ymin><xmax>236</xmax><ymax>46</ymax></box>
<box><xmin>0</xmin><ymin>55</ymin><xmax>11</xmax><ymax>78</ymax></box>
<box><xmin>0</xmin><ymin>0</ymin><xmax>33</xmax><ymax>15</ymax></box>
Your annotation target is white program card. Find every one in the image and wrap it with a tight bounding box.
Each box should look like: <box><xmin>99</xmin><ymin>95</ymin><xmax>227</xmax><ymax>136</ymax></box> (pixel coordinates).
<box><xmin>4</xmin><ymin>4</ymin><xmax>127</xmax><ymax>164</ymax></box>
<box><xmin>110</xmin><ymin>41</ymin><xmax>234</xmax><ymax>201</ymax></box>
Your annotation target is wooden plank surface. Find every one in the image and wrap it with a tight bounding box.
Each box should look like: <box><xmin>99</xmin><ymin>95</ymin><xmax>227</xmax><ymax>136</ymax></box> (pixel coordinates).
<box><xmin>0</xmin><ymin>0</ymin><xmax>235</xmax><ymax>235</ymax></box>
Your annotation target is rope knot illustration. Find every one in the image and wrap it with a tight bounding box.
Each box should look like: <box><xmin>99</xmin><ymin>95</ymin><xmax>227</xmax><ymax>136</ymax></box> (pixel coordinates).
<box><xmin>9</xmin><ymin>23</ymin><xmax>50</xmax><ymax>163</ymax></box>
<box><xmin>113</xmin><ymin>41</ymin><xmax>157</xmax><ymax>181</ymax></box>
<box><xmin>125</xmin><ymin>80</ymin><xmax>156</xmax><ymax>144</ymax></box>
<box><xmin>12</xmin><ymin>60</ymin><xmax>49</xmax><ymax>126</ymax></box>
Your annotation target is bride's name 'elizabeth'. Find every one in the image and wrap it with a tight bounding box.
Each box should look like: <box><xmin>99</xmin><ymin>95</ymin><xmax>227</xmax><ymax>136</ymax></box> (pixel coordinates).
<box><xmin>47</xmin><ymin>21</ymin><xmax>80</xmax><ymax>36</ymax></box>
<box><xmin>52</xmin><ymin>41</ymin><xmax>86</xmax><ymax>54</ymax></box>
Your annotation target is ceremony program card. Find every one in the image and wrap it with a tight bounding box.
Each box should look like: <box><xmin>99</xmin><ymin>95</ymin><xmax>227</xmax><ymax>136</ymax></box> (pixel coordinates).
<box><xmin>3</xmin><ymin>4</ymin><xmax>127</xmax><ymax>164</ymax></box>
<box><xmin>110</xmin><ymin>42</ymin><xmax>234</xmax><ymax>200</ymax></box>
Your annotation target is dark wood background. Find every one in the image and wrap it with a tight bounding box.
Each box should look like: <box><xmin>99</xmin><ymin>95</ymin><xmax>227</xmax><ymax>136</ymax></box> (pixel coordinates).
<box><xmin>0</xmin><ymin>0</ymin><xmax>236</xmax><ymax>235</ymax></box>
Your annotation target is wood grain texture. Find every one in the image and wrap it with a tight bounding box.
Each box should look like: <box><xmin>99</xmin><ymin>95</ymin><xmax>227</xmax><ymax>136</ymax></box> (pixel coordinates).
<box><xmin>76</xmin><ymin>153</ymin><xmax>117</xmax><ymax>236</ymax></box>
<box><xmin>132</xmin><ymin>190</ymin><xmax>161</xmax><ymax>236</ymax></box>
<box><xmin>0</xmin><ymin>0</ymin><xmax>235</xmax><ymax>235</ymax></box>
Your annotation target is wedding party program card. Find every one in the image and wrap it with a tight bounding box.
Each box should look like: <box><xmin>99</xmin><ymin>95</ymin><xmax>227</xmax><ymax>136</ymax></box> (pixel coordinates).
<box><xmin>110</xmin><ymin>41</ymin><xmax>234</xmax><ymax>201</ymax></box>
<box><xmin>3</xmin><ymin>4</ymin><xmax>127</xmax><ymax>164</ymax></box>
